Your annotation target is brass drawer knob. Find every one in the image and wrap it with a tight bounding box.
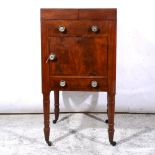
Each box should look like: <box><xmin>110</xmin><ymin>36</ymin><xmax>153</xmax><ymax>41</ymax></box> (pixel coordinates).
<box><xmin>60</xmin><ymin>80</ymin><xmax>66</xmax><ymax>87</ymax></box>
<box><xmin>58</xmin><ymin>26</ymin><xmax>66</xmax><ymax>32</ymax></box>
<box><xmin>91</xmin><ymin>81</ymin><xmax>98</xmax><ymax>88</ymax></box>
<box><xmin>91</xmin><ymin>25</ymin><xmax>98</xmax><ymax>32</ymax></box>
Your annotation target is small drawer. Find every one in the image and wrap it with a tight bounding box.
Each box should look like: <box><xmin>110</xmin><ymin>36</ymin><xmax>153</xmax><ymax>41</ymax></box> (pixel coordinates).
<box><xmin>47</xmin><ymin>20</ymin><xmax>108</xmax><ymax>36</ymax></box>
<box><xmin>50</xmin><ymin>77</ymin><xmax>108</xmax><ymax>91</ymax></box>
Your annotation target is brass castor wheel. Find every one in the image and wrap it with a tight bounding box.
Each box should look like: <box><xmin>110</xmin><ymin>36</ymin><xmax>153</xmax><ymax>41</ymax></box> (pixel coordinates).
<box><xmin>46</xmin><ymin>141</ymin><xmax>52</xmax><ymax>146</ymax></box>
<box><xmin>110</xmin><ymin>141</ymin><xmax>116</xmax><ymax>146</ymax></box>
<box><xmin>105</xmin><ymin>119</ymin><xmax>108</xmax><ymax>123</ymax></box>
<box><xmin>53</xmin><ymin>120</ymin><xmax>57</xmax><ymax>124</ymax></box>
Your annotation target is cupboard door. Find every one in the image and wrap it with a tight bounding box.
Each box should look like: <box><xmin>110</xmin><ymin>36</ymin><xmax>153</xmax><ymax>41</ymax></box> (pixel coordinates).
<box><xmin>49</xmin><ymin>36</ymin><xmax>108</xmax><ymax>77</ymax></box>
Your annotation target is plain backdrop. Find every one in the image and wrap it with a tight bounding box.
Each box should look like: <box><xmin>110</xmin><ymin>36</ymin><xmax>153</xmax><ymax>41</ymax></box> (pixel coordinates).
<box><xmin>0</xmin><ymin>0</ymin><xmax>155</xmax><ymax>113</ymax></box>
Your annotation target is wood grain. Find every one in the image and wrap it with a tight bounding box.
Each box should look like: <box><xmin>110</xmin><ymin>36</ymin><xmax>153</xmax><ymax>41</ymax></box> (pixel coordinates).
<box><xmin>78</xmin><ymin>9</ymin><xmax>117</xmax><ymax>20</ymax></box>
<box><xmin>48</xmin><ymin>36</ymin><xmax>108</xmax><ymax>77</ymax></box>
<box><xmin>41</xmin><ymin>8</ymin><xmax>117</xmax><ymax>146</ymax></box>
<box><xmin>50</xmin><ymin>77</ymin><xmax>107</xmax><ymax>91</ymax></box>
<box><xmin>41</xmin><ymin>9</ymin><xmax>78</xmax><ymax>20</ymax></box>
<box><xmin>46</xmin><ymin>20</ymin><xmax>109</xmax><ymax>37</ymax></box>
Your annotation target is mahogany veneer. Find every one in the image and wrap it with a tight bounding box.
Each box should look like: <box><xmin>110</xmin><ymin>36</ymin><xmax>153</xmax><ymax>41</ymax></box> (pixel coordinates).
<box><xmin>41</xmin><ymin>9</ymin><xmax>117</xmax><ymax>146</ymax></box>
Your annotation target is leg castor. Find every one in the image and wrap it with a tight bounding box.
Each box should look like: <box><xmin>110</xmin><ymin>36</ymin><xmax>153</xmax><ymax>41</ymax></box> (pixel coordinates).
<box><xmin>46</xmin><ymin>140</ymin><xmax>52</xmax><ymax>146</ymax></box>
<box><xmin>105</xmin><ymin>119</ymin><xmax>108</xmax><ymax>123</ymax></box>
<box><xmin>53</xmin><ymin>120</ymin><xmax>57</xmax><ymax>124</ymax></box>
<box><xmin>110</xmin><ymin>141</ymin><xmax>116</xmax><ymax>146</ymax></box>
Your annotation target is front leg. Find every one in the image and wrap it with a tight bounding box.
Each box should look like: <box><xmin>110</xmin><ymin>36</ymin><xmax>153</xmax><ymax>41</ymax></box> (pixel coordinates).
<box><xmin>53</xmin><ymin>90</ymin><xmax>59</xmax><ymax>124</ymax></box>
<box><xmin>43</xmin><ymin>92</ymin><xmax>52</xmax><ymax>146</ymax></box>
<box><xmin>105</xmin><ymin>100</ymin><xmax>109</xmax><ymax>123</ymax></box>
<box><xmin>107</xmin><ymin>93</ymin><xmax>116</xmax><ymax>146</ymax></box>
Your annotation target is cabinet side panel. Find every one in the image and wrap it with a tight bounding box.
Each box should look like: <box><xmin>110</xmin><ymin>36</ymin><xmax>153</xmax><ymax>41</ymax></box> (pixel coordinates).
<box><xmin>41</xmin><ymin>22</ymin><xmax>50</xmax><ymax>93</ymax></box>
<box><xmin>107</xmin><ymin>18</ymin><xmax>117</xmax><ymax>94</ymax></box>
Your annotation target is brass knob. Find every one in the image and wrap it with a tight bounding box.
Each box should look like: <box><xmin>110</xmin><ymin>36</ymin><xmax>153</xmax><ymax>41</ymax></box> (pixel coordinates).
<box><xmin>60</xmin><ymin>80</ymin><xmax>66</xmax><ymax>87</ymax></box>
<box><xmin>49</xmin><ymin>53</ymin><xmax>56</xmax><ymax>61</ymax></box>
<box><xmin>91</xmin><ymin>25</ymin><xmax>98</xmax><ymax>32</ymax></box>
<box><xmin>91</xmin><ymin>81</ymin><xmax>98</xmax><ymax>88</ymax></box>
<box><xmin>58</xmin><ymin>26</ymin><xmax>66</xmax><ymax>32</ymax></box>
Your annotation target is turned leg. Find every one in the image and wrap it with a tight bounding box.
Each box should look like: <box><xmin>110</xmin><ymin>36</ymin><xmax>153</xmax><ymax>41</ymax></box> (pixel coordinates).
<box><xmin>43</xmin><ymin>92</ymin><xmax>52</xmax><ymax>146</ymax></box>
<box><xmin>107</xmin><ymin>93</ymin><xmax>116</xmax><ymax>146</ymax></box>
<box><xmin>105</xmin><ymin>99</ymin><xmax>109</xmax><ymax>123</ymax></box>
<box><xmin>53</xmin><ymin>90</ymin><xmax>59</xmax><ymax>124</ymax></box>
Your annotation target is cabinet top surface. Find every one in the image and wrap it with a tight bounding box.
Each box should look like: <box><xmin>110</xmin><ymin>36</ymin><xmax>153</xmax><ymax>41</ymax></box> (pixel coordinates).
<box><xmin>41</xmin><ymin>9</ymin><xmax>117</xmax><ymax>21</ymax></box>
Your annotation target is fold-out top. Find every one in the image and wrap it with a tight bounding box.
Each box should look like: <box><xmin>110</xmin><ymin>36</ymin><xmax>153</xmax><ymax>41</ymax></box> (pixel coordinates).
<box><xmin>41</xmin><ymin>9</ymin><xmax>117</xmax><ymax>20</ymax></box>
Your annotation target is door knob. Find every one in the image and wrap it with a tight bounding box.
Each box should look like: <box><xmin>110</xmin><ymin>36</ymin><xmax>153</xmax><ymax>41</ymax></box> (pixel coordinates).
<box><xmin>60</xmin><ymin>80</ymin><xmax>66</xmax><ymax>87</ymax></box>
<box><xmin>91</xmin><ymin>81</ymin><xmax>98</xmax><ymax>88</ymax></box>
<box><xmin>91</xmin><ymin>25</ymin><xmax>98</xmax><ymax>32</ymax></box>
<box><xmin>58</xmin><ymin>26</ymin><xmax>66</xmax><ymax>32</ymax></box>
<box><xmin>49</xmin><ymin>53</ymin><xmax>56</xmax><ymax>61</ymax></box>
<box><xmin>46</xmin><ymin>53</ymin><xmax>56</xmax><ymax>63</ymax></box>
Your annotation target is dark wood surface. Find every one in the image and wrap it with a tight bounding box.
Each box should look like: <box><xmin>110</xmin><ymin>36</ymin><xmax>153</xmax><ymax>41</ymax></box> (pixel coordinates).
<box><xmin>47</xmin><ymin>20</ymin><xmax>109</xmax><ymax>36</ymax></box>
<box><xmin>50</xmin><ymin>77</ymin><xmax>107</xmax><ymax>91</ymax></box>
<box><xmin>41</xmin><ymin>9</ymin><xmax>78</xmax><ymax>20</ymax></box>
<box><xmin>41</xmin><ymin>9</ymin><xmax>116</xmax><ymax>20</ymax></box>
<box><xmin>41</xmin><ymin>9</ymin><xmax>117</xmax><ymax>146</ymax></box>
<box><xmin>48</xmin><ymin>36</ymin><xmax>108</xmax><ymax>76</ymax></box>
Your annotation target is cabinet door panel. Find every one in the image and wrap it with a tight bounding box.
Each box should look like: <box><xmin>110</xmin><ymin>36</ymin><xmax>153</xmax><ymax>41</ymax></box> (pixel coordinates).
<box><xmin>49</xmin><ymin>37</ymin><xmax>108</xmax><ymax>76</ymax></box>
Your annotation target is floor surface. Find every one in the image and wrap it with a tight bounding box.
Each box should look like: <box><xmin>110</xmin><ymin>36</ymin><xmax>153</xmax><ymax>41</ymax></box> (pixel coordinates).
<box><xmin>0</xmin><ymin>113</ymin><xmax>155</xmax><ymax>155</ymax></box>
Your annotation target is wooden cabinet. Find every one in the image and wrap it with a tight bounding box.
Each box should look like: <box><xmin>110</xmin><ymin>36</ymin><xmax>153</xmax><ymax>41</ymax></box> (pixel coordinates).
<box><xmin>41</xmin><ymin>9</ymin><xmax>117</xmax><ymax>146</ymax></box>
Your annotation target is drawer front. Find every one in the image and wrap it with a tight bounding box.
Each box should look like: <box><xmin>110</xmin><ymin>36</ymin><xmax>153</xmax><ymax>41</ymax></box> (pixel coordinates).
<box><xmin>48</xmin><ymin>36</ymin><xmax>108</xmax><ymax>76</ymax></box>
<box><xmin>50</xmin><ymin>77</ymin><xmax>107</xmax><ymax>91</ymax></box>
<box><xmin>47</xmin><ymin>20</ymin><xmax>109</xmax><ymax>36</ymax></box>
